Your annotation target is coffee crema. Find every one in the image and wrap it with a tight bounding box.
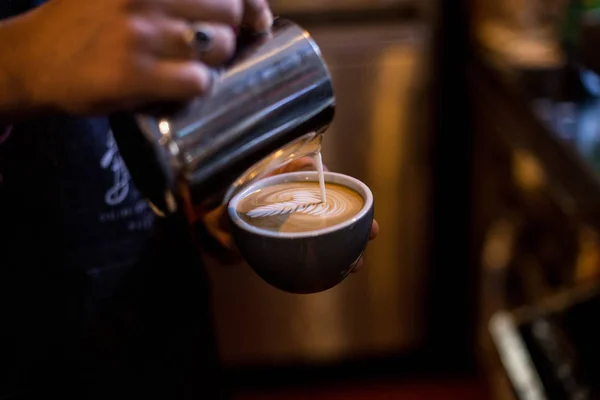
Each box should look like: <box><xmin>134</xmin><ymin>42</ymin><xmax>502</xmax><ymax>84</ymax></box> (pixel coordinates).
<box><xmin>236</xmin><ymin>181</ymin><xmax>364</xmax><ymax>233</ymax></box>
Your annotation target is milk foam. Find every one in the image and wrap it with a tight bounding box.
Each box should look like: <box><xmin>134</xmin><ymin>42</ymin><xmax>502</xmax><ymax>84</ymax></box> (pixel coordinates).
<box><xmin>246</xmin><ymin>187</ymin><xmax>348</xmax><ymax>219</ymax></box>
<box><xmin>247</xmin><ymin>151</ymin><xmax>328</xmax><ymax>218</ymax></box>
<box><xmin>238</xmin><ymin>181</ymin><xmax>363</xmax><ymax>233</ymax></box>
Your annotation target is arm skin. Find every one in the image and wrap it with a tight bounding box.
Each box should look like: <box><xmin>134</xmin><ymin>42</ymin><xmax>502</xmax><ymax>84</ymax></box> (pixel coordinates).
<box><xmin>0</xmin><ymin>0</ymin><xmax>274</xmax><ymax>124</ymax></box>
<box><xmin>0</xmin><ymin>18</ymin><xmax>40</xmax><ymax>123</ymax></box>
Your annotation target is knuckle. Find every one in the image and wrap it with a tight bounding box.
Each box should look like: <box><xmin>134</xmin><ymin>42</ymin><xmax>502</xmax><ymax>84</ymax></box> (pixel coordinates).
<box><xmin>195</xmin><ymin>0</ymin><xmax>243</xmax><ymax>25</ymax></box>
<box><xmin>123</xmin><ymin>16</ymin><xmax>151</xmax><ymax>45</ymax></box>
<box><xmin>220</xmin><ymin>27</ymin><xmax>237</xmax><ymax>58</ymax></box>
<box><xmin>226</xmin><ymin>0</ymin><xmax>244</xmax><ymax>25</ymax></box>
<box><xmin>246</xmin><ymin>0</ymin><xmax>268</xmax><ymax>11</ymax></box>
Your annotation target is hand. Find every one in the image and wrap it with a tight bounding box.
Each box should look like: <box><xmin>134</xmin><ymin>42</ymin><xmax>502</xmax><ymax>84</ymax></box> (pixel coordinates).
<box><xmin>0</xmin><ymin>0</ymin><xmax>273</xmax><ymax>116</ymax></box>
<box><xmin>198</xmin><ymin>157</ymin><xmax>380</xmax><ymax>272</ymax></box>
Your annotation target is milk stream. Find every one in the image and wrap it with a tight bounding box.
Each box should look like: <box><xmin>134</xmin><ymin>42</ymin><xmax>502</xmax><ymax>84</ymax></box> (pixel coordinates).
<box><xmin>314</xmin><ymin>152</ymin><xmax>327</xmax><ymax>203</ymax></box>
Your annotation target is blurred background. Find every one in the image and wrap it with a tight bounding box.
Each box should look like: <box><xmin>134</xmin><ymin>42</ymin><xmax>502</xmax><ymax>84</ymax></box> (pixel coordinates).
<box><xmin>204</xmin><ymin>0</ymin><xmax>600</xmax><ymax>398</ymax></box>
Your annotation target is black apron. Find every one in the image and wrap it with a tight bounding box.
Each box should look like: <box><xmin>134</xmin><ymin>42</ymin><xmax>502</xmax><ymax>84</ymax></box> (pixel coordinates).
<box><xmin>0</xmin><ymin>3</ymin><xmax>224</xmax><ymax>399</ymax></box>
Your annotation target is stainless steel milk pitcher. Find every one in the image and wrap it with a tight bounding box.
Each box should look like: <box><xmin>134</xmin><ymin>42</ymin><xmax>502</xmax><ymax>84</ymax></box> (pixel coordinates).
<box><xmin>110</xmin><ymin>18</ymin><xmax>335</xmax><ymax>217</ymax></box>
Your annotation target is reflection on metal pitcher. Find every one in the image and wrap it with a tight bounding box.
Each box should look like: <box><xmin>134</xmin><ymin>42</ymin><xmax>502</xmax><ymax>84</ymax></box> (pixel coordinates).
<box><xmin>110</xmin><ymin>18</ymin><xmax>335</xmax><ymax>217</ymax></box>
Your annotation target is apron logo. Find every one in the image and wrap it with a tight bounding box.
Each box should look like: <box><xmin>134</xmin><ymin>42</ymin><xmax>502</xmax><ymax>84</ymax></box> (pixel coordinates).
<box><xmin>101</xmin><ymin>131</ymin><xmax>130</xmax><ymax>206</ymax></box>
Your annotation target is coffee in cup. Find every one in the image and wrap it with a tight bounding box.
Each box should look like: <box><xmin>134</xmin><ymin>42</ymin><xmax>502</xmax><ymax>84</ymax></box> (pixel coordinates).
<box><xmin>227</xmin><ymin>171</ymin><xmax>374</xmax><ymax>294</ymax></box>
<box><xmin>236</xmin><ymin>181</ymin><xmax>364</xmax><ymax>233</ymax></box>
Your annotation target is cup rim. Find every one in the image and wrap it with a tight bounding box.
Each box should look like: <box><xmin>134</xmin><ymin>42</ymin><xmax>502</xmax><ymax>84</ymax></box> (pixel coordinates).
<box><xmin>227</xmin><ymin>171</ymin><xmax>373</xmax><ymax>239</ymax></box>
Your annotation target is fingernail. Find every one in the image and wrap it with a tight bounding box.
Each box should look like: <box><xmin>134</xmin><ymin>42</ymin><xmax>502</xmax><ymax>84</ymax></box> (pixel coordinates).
<box><xmin>256</xmin><ymin>9</ymin><xmax>273</xmax><ymax>33</ymax></box>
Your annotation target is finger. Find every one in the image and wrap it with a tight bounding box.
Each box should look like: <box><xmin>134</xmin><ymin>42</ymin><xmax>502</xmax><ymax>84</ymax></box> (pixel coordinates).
<box><xmin>143</xmin><ymin>20</ymin><xmax>235</xmax><ymax>65</ymax></box>
<box><xmin>140</xmin><ymin>61</ymin><xmax>213</xmax><ymax>102</ymax></box>
<box><xmin>202</xmin><ymin>209</ymin><xmax>237</xmax><ymax>251</ymax></box>
<box><xmin>139</xmin><ymin>18</ymin><xmax>196</xmax><ymax>60</ymax></box>
<box><xmin>192</xmin><ymin>23</ymin><xmax>236</xmax><ymax>66</ymax></box>
<box><xmin>161</xmin><ymin>0</ymin><xmax>244</xmax><ymax>26</ymax></box>
<box><xmin>351</xmin><ymin>257</ymin><xmax>364</xmax><ymax>273</ymax></box>
<box><xmin>243</xmin><ymin>0</ymin><xmax>273</xmax><ymax>32</ymax></box>
<box><xmin>205</xmin><ymin>204</ymin><xmax>232</xmax><ymax>233</ymax></box>
<box><xmin>370</xmin><ymin>220</ymin><xmax>380</xmax><ymax>240</ymax></box>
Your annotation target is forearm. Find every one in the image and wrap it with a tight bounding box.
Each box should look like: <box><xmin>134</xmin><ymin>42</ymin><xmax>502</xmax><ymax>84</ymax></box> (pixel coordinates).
<box><xmin>0</xmin><ymin>17</ymin><xmax>41</xmax><ymax>122</ymax></box>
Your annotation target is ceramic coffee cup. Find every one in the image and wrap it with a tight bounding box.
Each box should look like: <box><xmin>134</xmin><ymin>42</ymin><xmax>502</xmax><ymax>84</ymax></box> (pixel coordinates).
<box><xmin>227</xmin><ymin>171</ymin><xmax>374</xmax><ymax>294</ymax></box>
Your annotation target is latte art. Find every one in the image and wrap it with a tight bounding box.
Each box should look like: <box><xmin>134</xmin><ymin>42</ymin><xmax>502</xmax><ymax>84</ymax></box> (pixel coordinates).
<box><xmin>246</xmin><ymin>189</ymin><xmax>347</xmax><ymax>219</ymax></box>
<box><xmin>237</xmin><ymin>182</ymin><xmax>364</xmax><ymax>233</ymax></box>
